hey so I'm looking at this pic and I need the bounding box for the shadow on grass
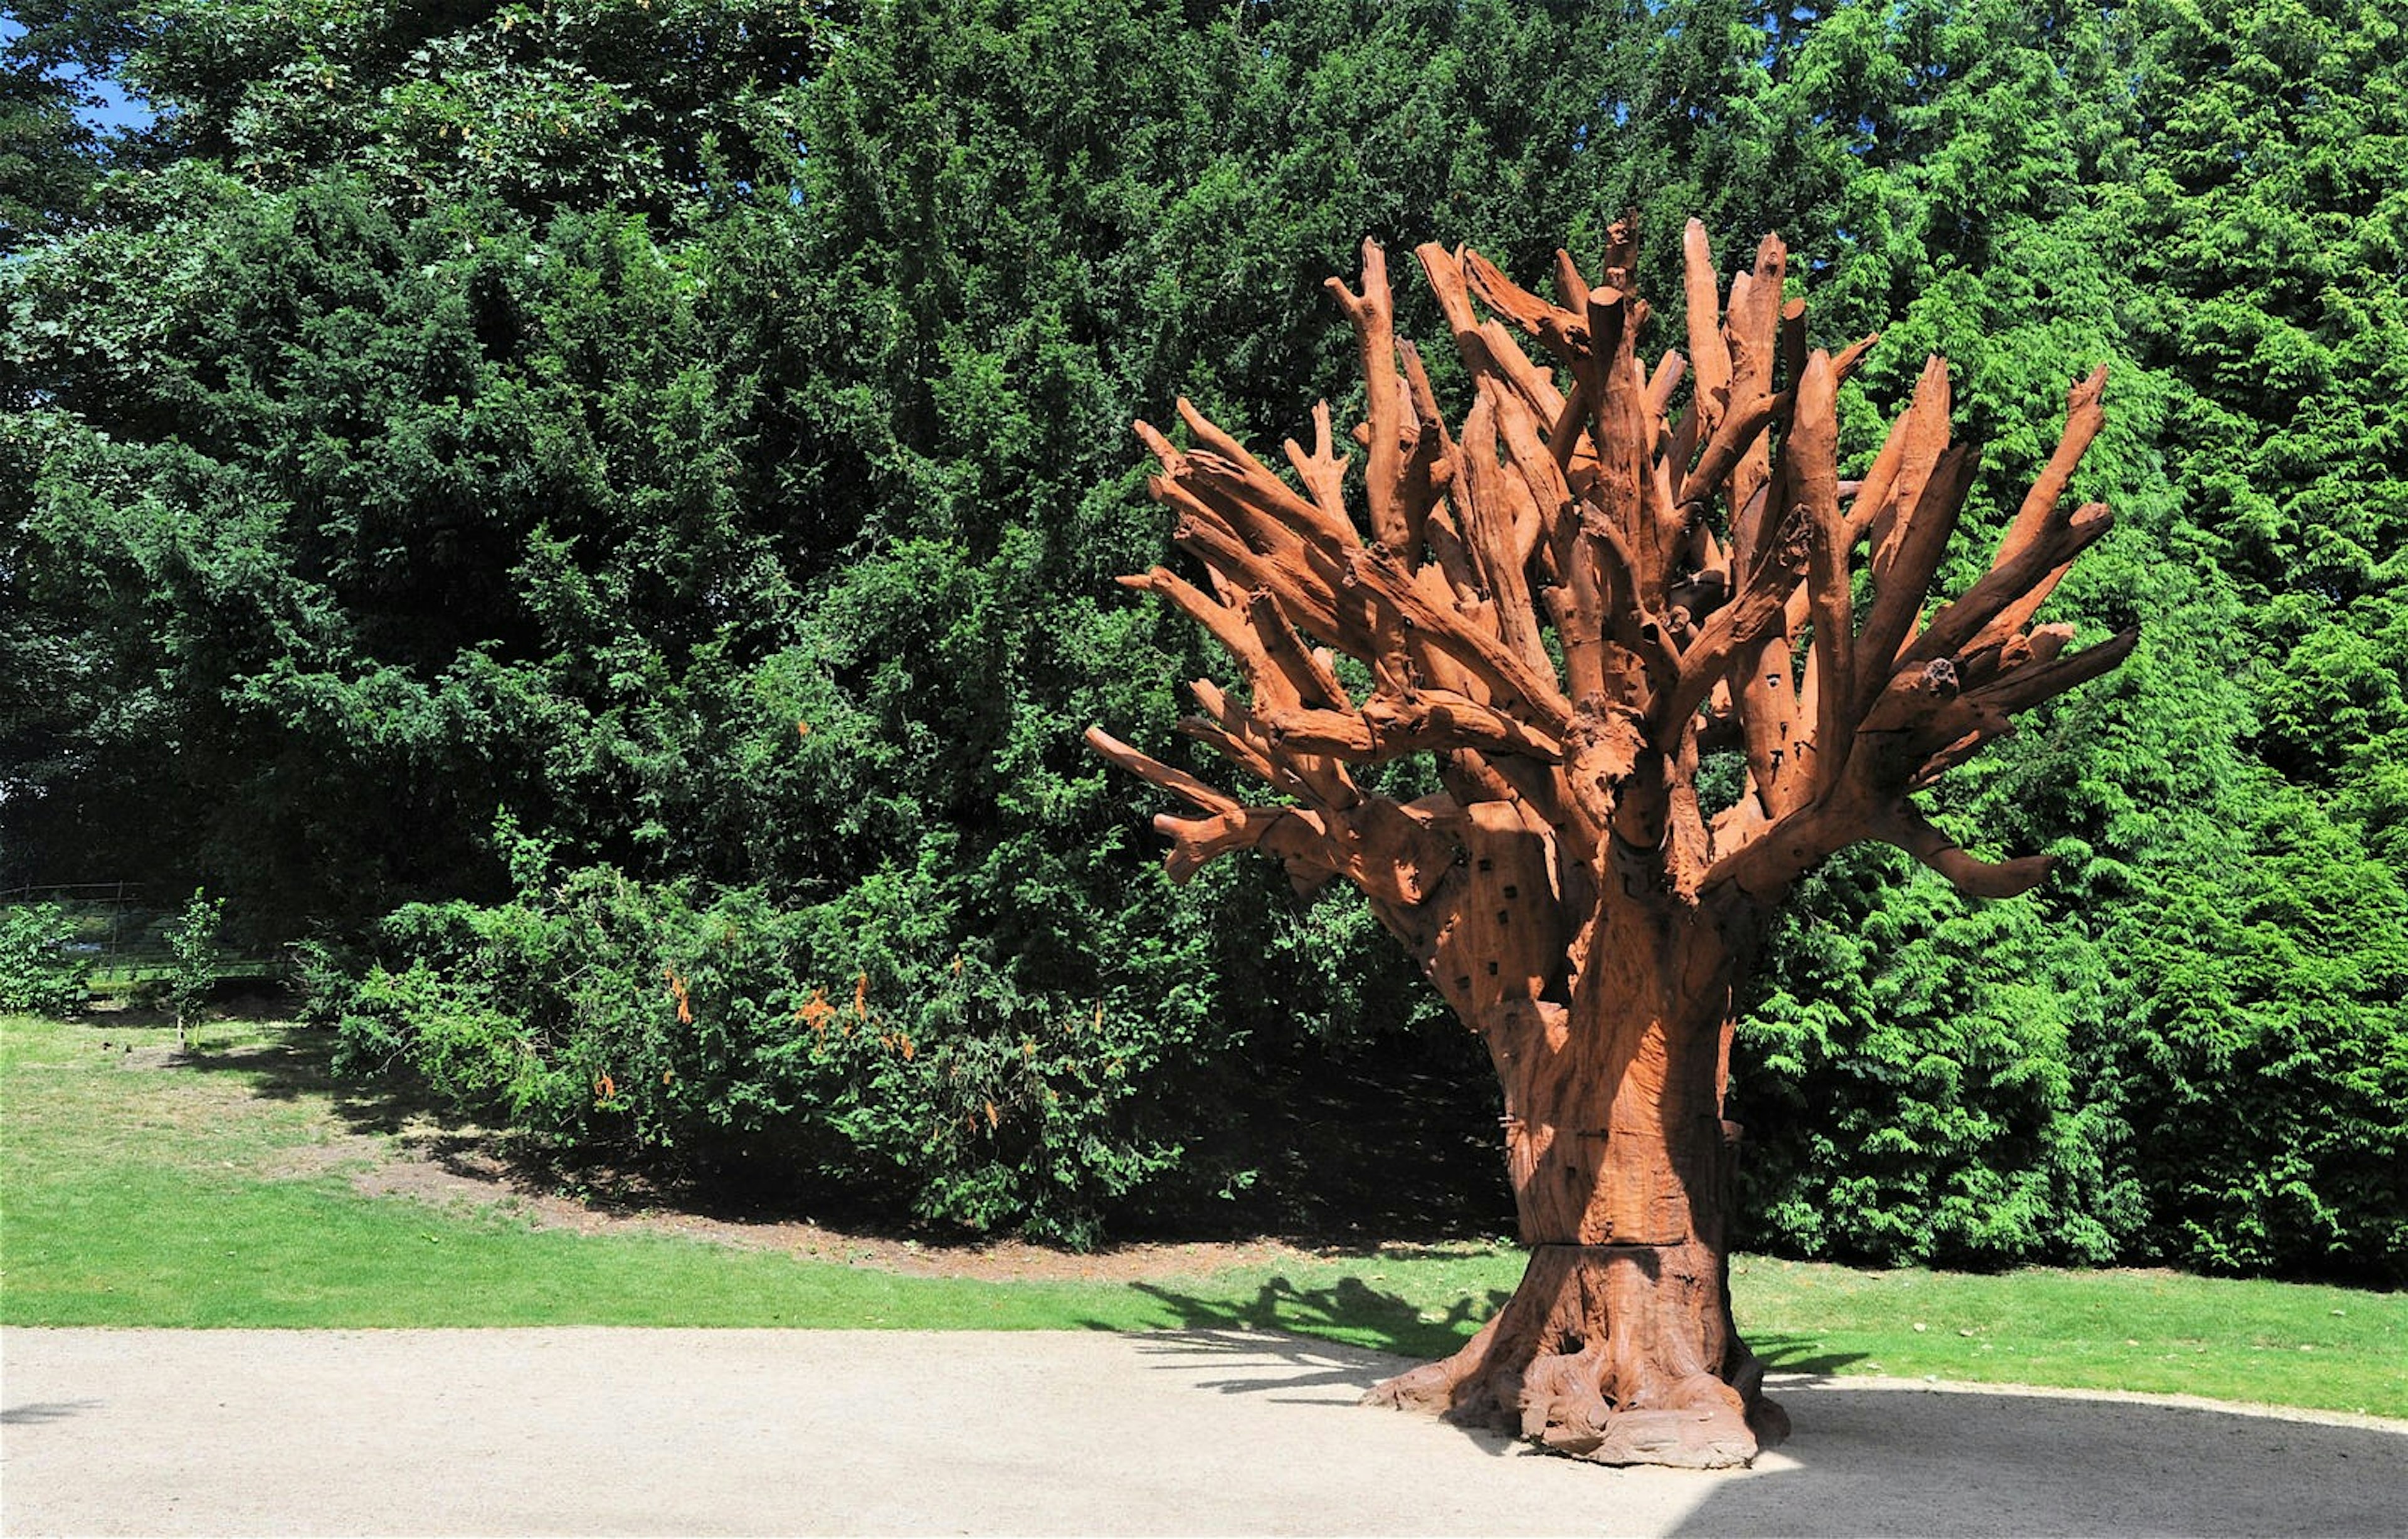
[156,1017,1528,1256]
[1102,1284,1869,1389]
[1746,1332,1871,1379]
[1085,1274,1512,1364]
[164,1023,692,1219]
[174,1022,430,1136]
[159,1021,1128,1244]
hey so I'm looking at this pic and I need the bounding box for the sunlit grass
[1733,1256,2406,1417]
[4,1012,2399,1417]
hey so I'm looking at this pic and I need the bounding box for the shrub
[1731,853,2141,1270]
[0,902,92,1015]
[163,888,225,1048]
[308,866,1235,1245]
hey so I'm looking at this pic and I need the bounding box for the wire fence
[1,883,287,988]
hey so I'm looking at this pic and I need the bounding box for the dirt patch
[354,1130,1396,1280]
[335,1132,1348,1281]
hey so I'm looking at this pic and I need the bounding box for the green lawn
[4,1013,2400,1417]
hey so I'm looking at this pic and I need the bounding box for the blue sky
[1,14,156,134]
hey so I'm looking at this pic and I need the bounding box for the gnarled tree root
[1365,1242,1788,1469]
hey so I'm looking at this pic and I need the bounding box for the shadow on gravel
[1674,1383,2408,1538]
[1106,1322,2407,1538]
[1113,1327,1540,1462]
[0,1402,99,1426]
[1123,1328,1398,1402]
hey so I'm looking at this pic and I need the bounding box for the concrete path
[4,1328,2403,1536]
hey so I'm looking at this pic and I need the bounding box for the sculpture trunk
[1370,898,1785,1468]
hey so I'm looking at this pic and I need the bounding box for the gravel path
[5,1327,2403,1536]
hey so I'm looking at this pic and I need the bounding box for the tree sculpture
[1086,216,2133,1468]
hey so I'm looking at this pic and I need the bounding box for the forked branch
[1092,218,2134,931]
